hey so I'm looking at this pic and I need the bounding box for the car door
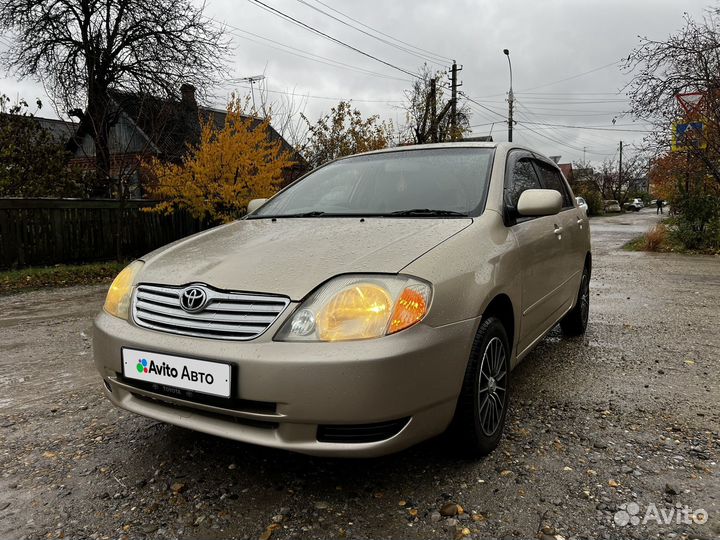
[533,159,585,308]
[504,152,566,355]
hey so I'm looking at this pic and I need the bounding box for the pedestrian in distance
[656,199,664,215]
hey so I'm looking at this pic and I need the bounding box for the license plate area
[121,348,231,398]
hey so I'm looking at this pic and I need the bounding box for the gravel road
[1,210,718,540]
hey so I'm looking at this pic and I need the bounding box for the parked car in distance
[575,196,589,214]
[94,142,591,458]
[625,198,644,212]
[604,199,622,213]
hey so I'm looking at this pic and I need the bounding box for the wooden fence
[0,199,208,269]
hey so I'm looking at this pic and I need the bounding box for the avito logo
[135,357,214,385]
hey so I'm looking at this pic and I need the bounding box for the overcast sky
[0,0,714,165]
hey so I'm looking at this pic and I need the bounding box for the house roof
[106,89,305,168]
[0,113,76,146]
[35,117,77,144]
[107,89,200,160]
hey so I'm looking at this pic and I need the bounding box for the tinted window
[506,158,541,208]
[535,162,573,208]
[252,148,494,217]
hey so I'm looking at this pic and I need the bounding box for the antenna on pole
[235,75,266,112]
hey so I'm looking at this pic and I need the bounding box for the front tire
[450,317,510,456]
[560,265,590,336]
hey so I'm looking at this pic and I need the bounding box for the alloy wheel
[477,336,507,436]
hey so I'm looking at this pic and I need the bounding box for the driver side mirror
[516,189,562,217]
[246,198,268,214]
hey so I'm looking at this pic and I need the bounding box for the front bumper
[93,311,478,457]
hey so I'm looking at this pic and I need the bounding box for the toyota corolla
[93,142,591,457]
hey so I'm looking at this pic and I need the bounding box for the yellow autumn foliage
[147,96,294,222]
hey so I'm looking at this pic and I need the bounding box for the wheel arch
[481,293,515,353]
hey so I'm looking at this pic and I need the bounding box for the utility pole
[503,49,513,142]
[430,77,437,143]
[618,140,623,192]
[507,89,514,143]
[449,61,462,141]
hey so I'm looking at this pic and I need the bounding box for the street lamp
[503,49,514,142]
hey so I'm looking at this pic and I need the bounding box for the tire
[560,265,590,336]
[449,316,510,457]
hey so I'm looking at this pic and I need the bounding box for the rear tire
[560,266,590,336]
[449,317,510,457]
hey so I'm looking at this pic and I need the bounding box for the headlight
[276,275,431,342]
[103,260,144,319]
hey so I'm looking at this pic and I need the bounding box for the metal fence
[0,199,208,269]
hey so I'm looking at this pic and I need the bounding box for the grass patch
[623,223,676,253]
[622,222,717,254]
[0,261,126,295]
[623,236,648,251]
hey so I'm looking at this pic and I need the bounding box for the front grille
[317,417,411,443]
[132,283,290,341]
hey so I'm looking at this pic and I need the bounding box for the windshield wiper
[268,211,327,218]
[388,209,468,217]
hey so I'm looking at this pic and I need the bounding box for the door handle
[554,225,563,236]
[576,217,583,225]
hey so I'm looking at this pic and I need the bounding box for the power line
[294,0,447,67]
[512,104,606,154]
[458,91,506,120]
[514,100,623,147]
[515,121,653,133]
[516,91,624,96]
[518,60,623,92]
[223,81,404,104]
[246,0,420,79]
[218,22,411,82]
[306,0,453,64]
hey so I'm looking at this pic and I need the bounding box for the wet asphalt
[0,209,718,540]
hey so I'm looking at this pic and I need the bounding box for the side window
[506,158,542,208]
[535,162,573,208]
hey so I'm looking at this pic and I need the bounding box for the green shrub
[574,185,604,216]
[668,192,720,252]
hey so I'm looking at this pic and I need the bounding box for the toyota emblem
[180,286,208,313]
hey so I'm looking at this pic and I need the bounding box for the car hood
[138,217,472,300]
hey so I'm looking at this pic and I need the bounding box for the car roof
[344,141,557,164]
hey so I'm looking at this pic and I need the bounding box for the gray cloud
[0,0,712,164]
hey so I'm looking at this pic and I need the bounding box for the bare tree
[0,0,229,195]
[593,154,648,208]
[266,88,310,151]
[624,8,720,181]
[402,64,470,144]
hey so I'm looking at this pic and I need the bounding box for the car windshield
[250,147,494,218]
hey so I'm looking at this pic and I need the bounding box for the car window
[505,157,541,208]
[535,161,573,208]
[252,148,494,217]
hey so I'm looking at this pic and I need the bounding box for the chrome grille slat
[138,295,282,314]
[135,310,267,333]
[132,284,290,341]
[135,301,277,324]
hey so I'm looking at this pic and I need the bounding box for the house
[34,84,307,197]
[558,163,575,184]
